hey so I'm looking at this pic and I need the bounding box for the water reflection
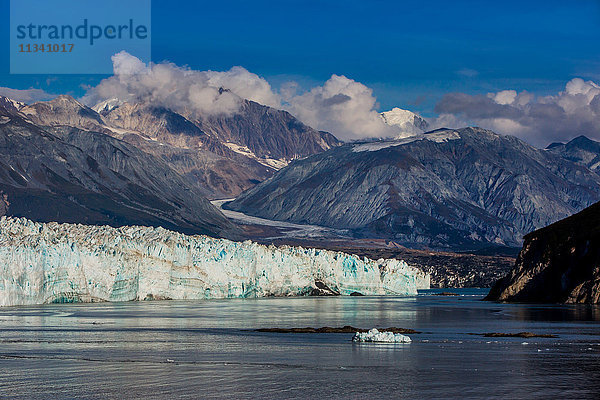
[0,292,599,399]
[511,304,600,322]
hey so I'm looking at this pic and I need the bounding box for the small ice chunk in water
[352,328,411,343]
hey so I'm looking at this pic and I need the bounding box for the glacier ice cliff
[0,217,429,306]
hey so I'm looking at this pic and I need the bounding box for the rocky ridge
[227,128,600,250]
[486,201,600,303]
[22,95,341,198]
[0,96,234,237]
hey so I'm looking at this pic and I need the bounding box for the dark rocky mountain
[196,99,340,161]
[98,101,275,198]
[486,201,600,303]
[115,132,272,198]
[22,96,340,198]
[226,128,600,250]
[103,100,340,197]
[0,97,235,237]
[546,135,600,173]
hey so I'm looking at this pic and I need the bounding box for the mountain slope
[546,135,600,172]
[23,96,341,198]
[99,101,275,197]
[21,95,109,132]
[0,97,25,113]
[102,99,340,170]
[226,128,600,250]
[486,201,600,303]
[0,97,234,237]
[196,99,340,162]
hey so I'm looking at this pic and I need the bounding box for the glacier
[0,217,429,306]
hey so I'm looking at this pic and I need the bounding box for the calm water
[0,289,599,399]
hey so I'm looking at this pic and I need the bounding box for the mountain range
[226,128,600,250]
[0,97,235,237]
[20,95,340,199]
[546,135,600,173]
[3,92,600,252]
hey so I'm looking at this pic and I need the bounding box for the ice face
[352,328,412,343]
[0,217,429,306]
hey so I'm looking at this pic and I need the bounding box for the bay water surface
[0,289,599,399]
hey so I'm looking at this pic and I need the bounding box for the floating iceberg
[0,217,429,306]
[352,328,412,343]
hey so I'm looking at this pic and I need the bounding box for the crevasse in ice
[0,217,429,306]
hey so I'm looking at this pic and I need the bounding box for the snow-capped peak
[381,107,419,126]
[0,96,26,112]
[380,107,429,139]
[92,98,124,114]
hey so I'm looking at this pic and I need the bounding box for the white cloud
[0,87,55,104]
[205,66,280,108]
[283,74,395,141]
[428,113,468,131]
[433,78,600,147]
[83,54,400,141]
[82,51,278,117]
[483,118,529,136]
[491,90,517,105]
[10,52,599,148]
[112,51,147,75]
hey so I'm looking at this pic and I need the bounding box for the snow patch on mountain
[0,96,26,113]
[380,107,429,138]
[223,142,289,169]
[352,137,422,152]
[92,98,124,114]
[424,129,462,142]
[351,129,460,153]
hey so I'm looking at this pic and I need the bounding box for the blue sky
[1,0,599,118]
